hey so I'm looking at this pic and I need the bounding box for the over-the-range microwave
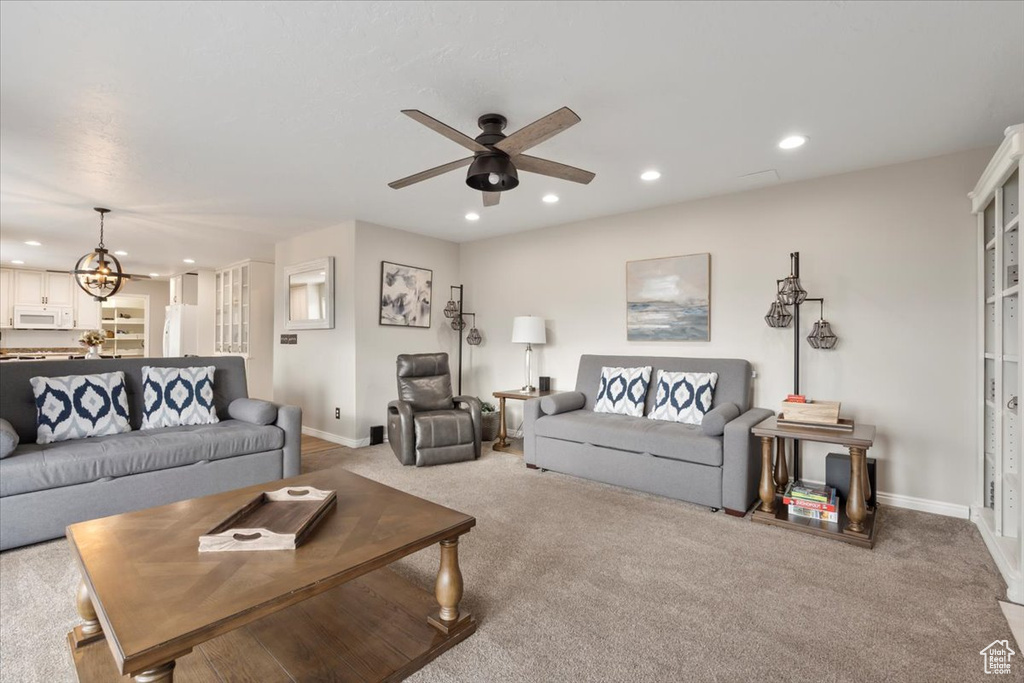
[12,305,74,330]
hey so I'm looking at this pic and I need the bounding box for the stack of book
[783,482,839,523]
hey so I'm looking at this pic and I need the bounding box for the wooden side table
[750,416,878,548]
[492,388,555,455]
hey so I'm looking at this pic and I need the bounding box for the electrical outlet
[335,408,340,419]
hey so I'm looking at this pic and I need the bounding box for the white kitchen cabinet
[74,285,103,330]
[12,269,74,306]
[0,268,13,327]
[971,124,1024,604]
[215,260,273,399]
[170,273,198,305]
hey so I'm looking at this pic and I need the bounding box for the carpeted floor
[0,443,1017,682]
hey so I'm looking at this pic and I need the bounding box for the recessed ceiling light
[24,240,41,246]
[183,258,196,264]
[465,212,480,221]
[542,194,559,204]
[640,170,661,181]
[11,260,24,265]
[778,135,807,150]
[149,272,160,278]
[113,250,128,256]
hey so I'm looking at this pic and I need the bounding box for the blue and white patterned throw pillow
[648,370,719,425]
[594,366,652,417]
[30,372,131,444]
[141,366,219,429]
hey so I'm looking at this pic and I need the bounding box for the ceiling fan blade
[514,154,596,185]
[388,157,474,189]
[401,110,488,153]
[483,191,501,207]
[494,107,581,157]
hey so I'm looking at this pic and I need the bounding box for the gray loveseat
[0,356,301,550]
[523,355,772,515]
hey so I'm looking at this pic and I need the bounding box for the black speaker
[825,452,877,508]
[538,376,551,391]
[370,425,384,446]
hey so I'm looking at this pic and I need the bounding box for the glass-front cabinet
[972,124,1023,604]
[215,262,251,355]
[213,260,274,400]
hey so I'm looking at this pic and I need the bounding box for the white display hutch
[971,124,1023,603]
[214,260,274,399]
[100,295,149,358]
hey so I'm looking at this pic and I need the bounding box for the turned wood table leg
[429,537,472,634]
[133,661,175,682]
[71,577,104,648]
[774,438,789,494]
[758,436,776,513]
[846,447,867,533]
[496,397,508,449]
[862,450,872,506]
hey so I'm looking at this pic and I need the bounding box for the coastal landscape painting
[626,253,710,341]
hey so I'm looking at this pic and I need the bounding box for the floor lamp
[444,285,482,395]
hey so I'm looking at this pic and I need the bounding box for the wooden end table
[492,388,555,455]
[66,467,476,682]
[750,416,878,549]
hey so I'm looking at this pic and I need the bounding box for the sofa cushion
[594,366,651,417]
[648,370,718,425]
[30,372,131,444]
[414,410,474,450]
[534,410,723,467]
[0,420,284,497]
[701,402,740,436]
[0,418,18,459]
[141,366,219,429]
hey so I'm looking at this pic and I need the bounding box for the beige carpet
[0,444,1016,682]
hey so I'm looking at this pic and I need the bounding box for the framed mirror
[284,257,334,330]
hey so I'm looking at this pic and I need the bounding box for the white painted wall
[353,221,460,438]
[459,148,992,513]
[273,222,358,437]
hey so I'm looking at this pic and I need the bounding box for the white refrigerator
[163,304,199,357]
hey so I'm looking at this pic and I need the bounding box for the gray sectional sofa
[523,355,772,514]
[0,356,301,550]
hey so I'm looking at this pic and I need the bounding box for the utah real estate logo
[979,640,1015,674]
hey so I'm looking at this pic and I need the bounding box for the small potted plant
[480,401,499,442]
[79,329,106,359]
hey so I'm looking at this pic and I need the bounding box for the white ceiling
[1,1,1022,276]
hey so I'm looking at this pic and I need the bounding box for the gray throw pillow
[540,392,586,416]
[0,418,20,459]
[702,402,741,437]
[228,398,278,425]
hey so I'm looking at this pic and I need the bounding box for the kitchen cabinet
[170,273,199,305]
[13,269,74,306]
[0,268,12,328]
[74,285,102,330]
[215,260,273,399]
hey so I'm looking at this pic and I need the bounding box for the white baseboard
[801,478,969,519]
[301,426,379,449]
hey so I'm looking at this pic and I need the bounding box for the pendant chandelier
[72,208,148,301]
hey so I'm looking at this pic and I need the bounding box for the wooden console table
[751,416,878,548]
[492,388,554,455]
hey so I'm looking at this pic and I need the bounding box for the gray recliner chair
[387,353,483,466]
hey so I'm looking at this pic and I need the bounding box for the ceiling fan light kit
[389,107,595,207]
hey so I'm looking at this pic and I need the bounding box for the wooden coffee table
[66,467,476,682]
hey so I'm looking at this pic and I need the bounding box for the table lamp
[511,316,546,391]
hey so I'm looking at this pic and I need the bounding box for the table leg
[862,450,872,506]
[133,662,175,682]
[428,537,472,635]
[846,447,867,533]
[496,397,508,450]
[758,436,776,513]
[774,438,789,494]
[72,577,104,649]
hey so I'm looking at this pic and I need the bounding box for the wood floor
[301,434,345,455]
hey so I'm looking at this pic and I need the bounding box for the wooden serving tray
[199,486,337,552]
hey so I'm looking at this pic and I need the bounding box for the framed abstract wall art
[626,253,710,341]
[380,261,432,328]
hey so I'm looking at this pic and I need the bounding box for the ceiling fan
[388,107,596,207]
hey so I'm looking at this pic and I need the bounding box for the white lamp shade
[511,316,546,344]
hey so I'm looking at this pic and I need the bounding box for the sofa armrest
[522,398,543,465]
[387,400,416,466]
[722,408,774,513]
[275,404,303,478]
[454,395,483,459]
[540,391,586,416]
